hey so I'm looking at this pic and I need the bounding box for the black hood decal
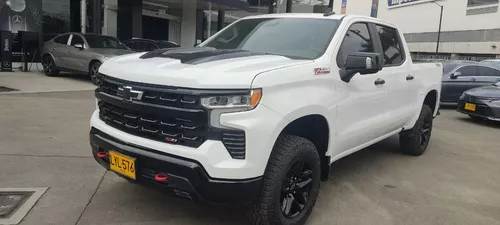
[139,47,268,65]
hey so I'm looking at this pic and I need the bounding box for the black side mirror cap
[340,52,383,82]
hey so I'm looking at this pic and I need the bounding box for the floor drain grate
[0,193,32,218]
[0,188,48,225]
[0,86,19,92]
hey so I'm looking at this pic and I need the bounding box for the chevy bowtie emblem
[12,15,23,24]
[117,86,143,102]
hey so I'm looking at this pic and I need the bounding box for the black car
[441,61,500,105]
[123,38,180,52]
[457,82,500,121]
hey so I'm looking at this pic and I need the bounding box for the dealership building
[0,0,333,48]
[334,0,500,60]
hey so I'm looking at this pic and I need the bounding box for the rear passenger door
[372,23,414,130]
[474,66,500,88]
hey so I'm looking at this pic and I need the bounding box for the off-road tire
[246,134,321,225]
[400,105,433,156]
[42,55,60,77]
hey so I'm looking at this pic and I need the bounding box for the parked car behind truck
[89,13,442,225]
[41,33,134,84]
[441,61,500,105]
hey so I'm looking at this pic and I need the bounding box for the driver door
[335,22,391,153]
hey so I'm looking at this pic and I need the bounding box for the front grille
[100,76,200,109]
[96,75,247,159]
[99,101,206,148]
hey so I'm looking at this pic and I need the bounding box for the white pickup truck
[89,13,442,225]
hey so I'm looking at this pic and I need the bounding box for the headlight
[201,89,262,110]
[460,92,466,100]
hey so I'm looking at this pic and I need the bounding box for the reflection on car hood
[465,85,500,98]
[91,48,134,57]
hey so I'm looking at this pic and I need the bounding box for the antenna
[323,7,335,16]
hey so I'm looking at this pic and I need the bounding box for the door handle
[470,78,476,81]
[374,78,385,85]
[52,47,56,50]
[406,75,414,81]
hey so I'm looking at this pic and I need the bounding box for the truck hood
[98,48,312,89]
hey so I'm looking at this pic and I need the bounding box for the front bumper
[90,128,263,204]
[457,100,500,121]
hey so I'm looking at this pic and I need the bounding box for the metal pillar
[92,0,103,34]
[436,4,443,54]
[217,10,225,31]
[286,0,292,12]
[207,2,212,37]
[81,0,87,33]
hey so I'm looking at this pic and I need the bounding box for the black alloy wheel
[89,61,102,85]
[419,116,432,149]
[43,56,59,76]
[281,159,313,219]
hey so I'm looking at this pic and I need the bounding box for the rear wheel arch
[423,89,439,115]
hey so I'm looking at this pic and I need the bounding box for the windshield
[85,35,128,49]
[202,18,341,60]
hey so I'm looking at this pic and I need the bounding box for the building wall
[334,0,500,56]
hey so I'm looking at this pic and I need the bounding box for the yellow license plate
[464,102,476,111]
[109,151,136,180]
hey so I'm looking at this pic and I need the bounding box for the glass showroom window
[290,0,330,13]
[467,0,499,7]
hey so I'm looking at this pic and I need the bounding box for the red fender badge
[314,67,330,75]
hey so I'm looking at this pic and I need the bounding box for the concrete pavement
[0,71,95,94]
[0,88,499,225]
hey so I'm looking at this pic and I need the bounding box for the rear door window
[477,66,500,77]
[374,24,405,66]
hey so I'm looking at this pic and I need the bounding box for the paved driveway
[0,90,499,225]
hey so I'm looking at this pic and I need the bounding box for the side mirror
[450,71,461,79]
[340,52,382,82]
[73,44,84,50]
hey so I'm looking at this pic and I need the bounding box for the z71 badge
[314,67,330,75]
